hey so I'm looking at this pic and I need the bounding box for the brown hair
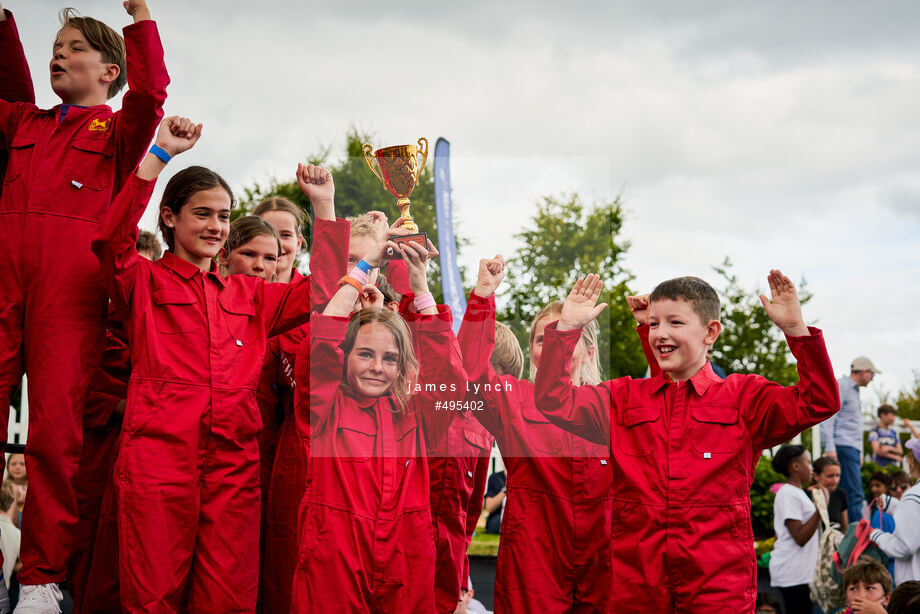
[0,481,14,513]
[57,8,126,99]
[158,166,234,251]
[528,300,602,385]
[136,229,162,261]
[376,274,402,305]
[253,197,307,243]
[492,322,524,379]
[888,581,920,614]
[890,470,911,490]
[813,456,840,476]
[878,404,897,417]
[649,276,721,324]
[843,560,893,596]
[218,216,281,276]
[340,308,418,414]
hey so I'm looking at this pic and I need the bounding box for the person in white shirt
[872,438,920,584]
[769,445,825,614]
[0,481,21,590]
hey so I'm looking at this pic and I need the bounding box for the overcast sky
[10,1,920,404]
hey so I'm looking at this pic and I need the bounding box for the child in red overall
[0,2,167,602]
[428,369,494,614]
[251,178,348,614]
[534,272,841,613]
[291,226,464,613]
[91,116,339,613]
[457,256,613,613]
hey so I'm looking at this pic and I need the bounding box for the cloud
[10,0,920,394]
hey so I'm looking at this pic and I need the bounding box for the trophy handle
[415,137,429,182]
[362,144,384,183]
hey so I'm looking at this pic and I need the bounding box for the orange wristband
[338,275,364,294]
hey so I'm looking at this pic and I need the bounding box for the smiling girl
[218,216,281,281]
[91,116,330,612]
[291,221,464,612]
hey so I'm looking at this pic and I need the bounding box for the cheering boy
[534,271,840,612]
[0,1,167,607]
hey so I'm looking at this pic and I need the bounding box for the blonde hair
[219,216,281,276]
[57,8,126,99]
[528,301,602,385]
[347,214,378,239]
[492,322,524,379]
[340,309,418,414]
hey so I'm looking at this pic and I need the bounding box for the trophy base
[387,232,430,260]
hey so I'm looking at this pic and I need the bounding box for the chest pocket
[66,135,115,191]
[616,405,660,456]
[5,132,37,185]
[462,427,492,457]
[218,293,257,346]
[394,415,419,458]
[691,404,743,454]
[521,403,563,456]
[152,287,200,334]
[336,408,377,462]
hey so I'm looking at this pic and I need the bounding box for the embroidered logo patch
[89,118,110,132]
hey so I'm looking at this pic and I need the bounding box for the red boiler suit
[428,401,493,613]
[259,253,348,613]
[69,313,130,613]
[0,15,167,584]
[291,308,464,613]
[91,174,333,613]
[458,293,613,613]
[534,321,841,613]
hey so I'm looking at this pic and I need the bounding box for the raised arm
[113,0,169,190]
[532,275,611,445]
[456,256,521,437]
[627,293,660,376]
[0,7,35,105]
[747,270,840,447]
[299,163,349,308]
[92,116,201,311]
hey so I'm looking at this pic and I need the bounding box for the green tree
[894,371,920,421]
[235,128,452,299]
[499,194,646,381]
[710,258,813,386]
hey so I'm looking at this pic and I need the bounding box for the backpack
[825,510,891,603]
[809,488,846,611]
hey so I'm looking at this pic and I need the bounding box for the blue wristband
[149,144,171,164]
[355,259,372,274]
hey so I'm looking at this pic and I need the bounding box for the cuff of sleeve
[310,312,349,341]
[418,304,453,332]
[128,172,157,196]
[123,18,157,35]
[870,528,882,543]
[315,216,351,234]
[636,323,650,337]
[785,326,824,345]
[544,320,583,343]
[464,291,495,320]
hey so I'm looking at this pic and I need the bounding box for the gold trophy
[362,138,429,254]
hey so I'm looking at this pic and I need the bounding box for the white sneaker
[12,584,62,614]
